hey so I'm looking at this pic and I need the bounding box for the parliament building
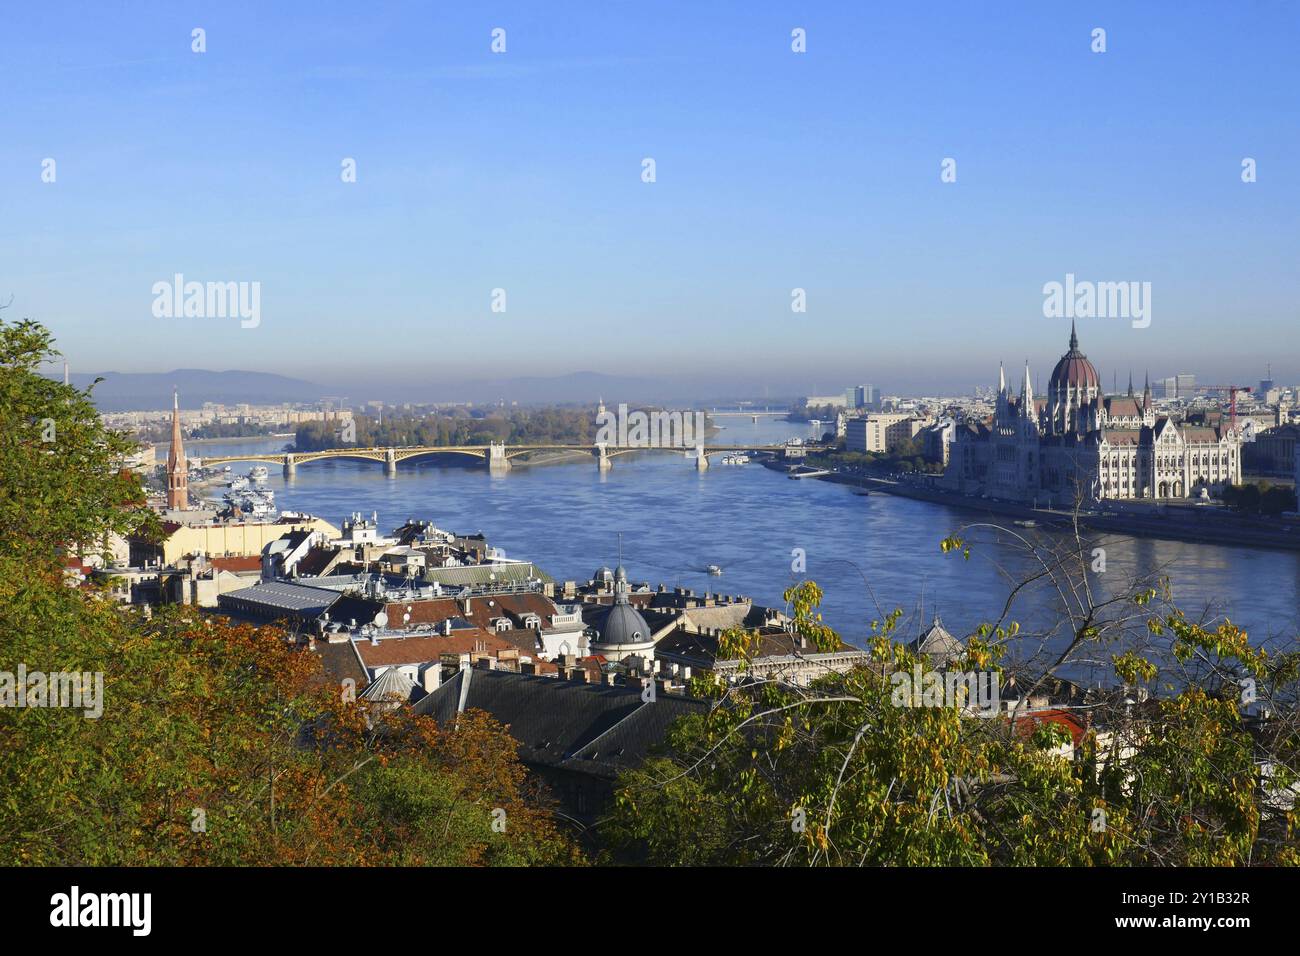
[943,325,1242,504]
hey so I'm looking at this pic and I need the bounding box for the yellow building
[130,516,340,567]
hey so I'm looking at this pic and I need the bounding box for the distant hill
[63,370,326,411]
[60,367,713,411]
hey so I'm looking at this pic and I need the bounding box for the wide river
[181,420,1300,664]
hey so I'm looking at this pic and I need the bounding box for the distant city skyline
[5,1,1298,390]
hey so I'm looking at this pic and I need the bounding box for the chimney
[422,664,442,693]
[569,667,588,683]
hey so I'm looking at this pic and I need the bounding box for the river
[176,419,1300,664]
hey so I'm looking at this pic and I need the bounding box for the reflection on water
[185,419,1300,652]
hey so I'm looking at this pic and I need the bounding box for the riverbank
[819,472,1300,552]
[153,433,294,451]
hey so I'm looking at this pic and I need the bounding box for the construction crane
[1198,385,1253,432]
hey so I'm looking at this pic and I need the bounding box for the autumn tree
[0,317,581,866]
[605,521,1300,866]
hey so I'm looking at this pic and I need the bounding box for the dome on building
[359,665,418,709]
[1048,322,1100,393]
[599,602,651,646]
[591,566,653,650]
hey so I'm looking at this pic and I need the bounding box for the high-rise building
[845,384,878,410]
[1176,373,1197,397]
[166,389,189,510]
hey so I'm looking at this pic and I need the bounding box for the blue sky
[2,1,1298,397]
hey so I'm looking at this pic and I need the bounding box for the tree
[604,520,1300,866]
[0,315,155,563]
[0,318,581,866]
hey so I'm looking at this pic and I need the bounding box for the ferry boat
[706,564,723,576]
[1013,519,1038,528]
[222,485,277,519]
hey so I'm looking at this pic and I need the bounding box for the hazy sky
[3,1,1298,396]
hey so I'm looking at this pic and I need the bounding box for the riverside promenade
[821,473,1300,552]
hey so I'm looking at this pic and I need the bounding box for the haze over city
[5,0,1298,396]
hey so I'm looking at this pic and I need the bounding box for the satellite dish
[374,611,388,628]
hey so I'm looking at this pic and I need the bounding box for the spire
[1069,319,1079,352]
[1019,360,1033,416]
[613,533,629,604]
[998,362,1006,395]
[166,388,188,510]
[1127,371,1134,397]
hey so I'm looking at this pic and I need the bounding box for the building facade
[846,412,919,453]
[943,326,1241,504]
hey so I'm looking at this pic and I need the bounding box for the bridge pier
[384,449,398,477]
[282,453,296,478]
[594,443,612,471]
[488,442,511,475]
[695,445,709,471]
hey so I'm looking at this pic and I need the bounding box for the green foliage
[0,317,156,563]
[604,573,1300,866]
[293,405,626,451]
[1221,481,1297,515]
[0,319,581,866]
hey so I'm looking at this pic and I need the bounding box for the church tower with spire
[166,389,189,510]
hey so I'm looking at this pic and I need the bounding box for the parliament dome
[1049,323,1100,392]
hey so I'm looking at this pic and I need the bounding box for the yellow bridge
[198,441,819,475]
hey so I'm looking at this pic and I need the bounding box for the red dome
[1050,325,1100,392]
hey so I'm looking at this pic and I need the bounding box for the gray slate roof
[219,580,340,615]
[910,615,965,666]
[413,669,711,779]
[359,665,418,704]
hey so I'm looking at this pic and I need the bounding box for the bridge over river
[199,441,820,476]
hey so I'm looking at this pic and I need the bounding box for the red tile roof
[1015,709,1087,745]
[355,630,518,668]
[209,555,263,573]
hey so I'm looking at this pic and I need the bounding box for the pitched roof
[413,669,711,779]
[359,665,419,704]
[1104,397,1142,418]
[219,580,340,616]
[910,616,964,665]
[354,630,515,668]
